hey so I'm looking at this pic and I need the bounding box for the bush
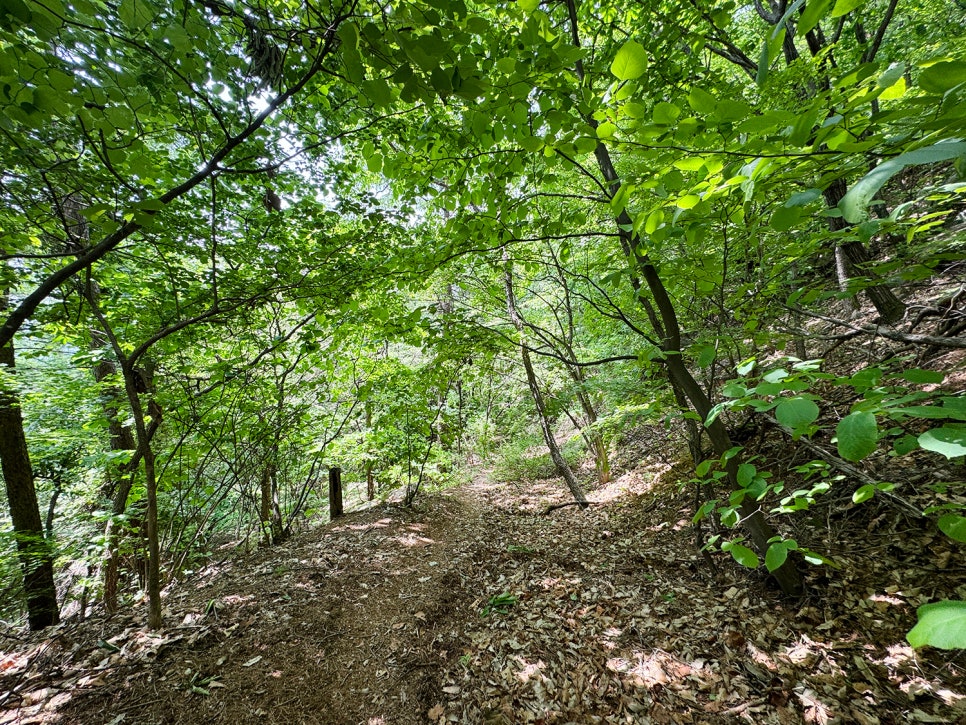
[491,435,582,482]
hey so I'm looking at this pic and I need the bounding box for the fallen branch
[762,414,923,517]
[790,307,966,349]
[543,501,599,514]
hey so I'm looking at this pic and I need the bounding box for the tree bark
[0,295,59,629]
[503,249,588,508]
[822,179,905,322]
[560,0,802,592]
[90,334,138,614]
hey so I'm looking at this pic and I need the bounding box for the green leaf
[652,102,680,125]
[907,601,966,649]
[361,79,392,108]
[727,543,760,569]
[519,136,543,152]
[798,0,832,35]
[687,87,717,114]
[836,411,878,461]
[775,397,820,431]
[918,427,966,459]
[623,101,647,119]
[877,62,905,89]
[518,0,540,11]
[938,514,966,543]
[770,205,803,231]
[676,194,700,209]
[919,61,966,94]
[610,40,648,81]
[596,121,617,139]
[785,188,822,207]
[894,434,919,456]
[755,39,770,88]
[737,463,756,487]
[852,484,875,504]
[765,541,789,572]
[901,369,945,384]
[830,0,863,17]
[840,141,966,223]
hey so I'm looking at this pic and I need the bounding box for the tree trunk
[503,250,588,508]
[0,296,59,629]
[574,384,610,484]
[91,345,138,613]
[365,403,375,500]
[260,465,273,544]
[557,8,803,588]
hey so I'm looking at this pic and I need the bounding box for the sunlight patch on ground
[333,518,394,533]
[391,533,436,547]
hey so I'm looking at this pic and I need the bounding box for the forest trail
[2,460,965,725]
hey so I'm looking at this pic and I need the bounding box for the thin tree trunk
[503,249,588,508]
[0,296,60,629]
[119,366,162,628]
[86,298,164,628]
[562,0,802,594]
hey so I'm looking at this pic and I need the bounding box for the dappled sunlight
[333,517,395,533]
[221,593,255,607]
[391,533,436,548]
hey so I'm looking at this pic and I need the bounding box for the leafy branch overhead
[0,0,964,716]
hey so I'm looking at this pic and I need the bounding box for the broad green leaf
[623,101,647,119]
[652,102,680,125]
[907,601,966,649]
[770,205,803,231]
[755,39,770,88]
[728,543,760,569]
[918,427,966,459]
[798,0,832,35]
[880,76,906,100]
[610,41,648,81]
[852,484,875,504]
[894,434,919,456]
[676,194,700,209]
[901,369,944,384]
[688,87,716,114]
[596,121,618,139]
[836,411,878,461]
[762,368,789,383]
[775,397,820,431]
[892,406,966,420]
[737,463,756,487]
[644,209,663,234]
[361,79,392,108]
[919,61,966,94]
[840,142,966,223]
[830,0,863,17]
[519,0,540,11]
[519,136,543,152]
[877,62,905,89]
[938,514,966,543]
[721,382,747,398]
[765,541,789,572]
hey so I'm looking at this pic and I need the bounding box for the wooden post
[328,467,343,520]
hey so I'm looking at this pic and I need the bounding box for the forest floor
[1,446,965,725]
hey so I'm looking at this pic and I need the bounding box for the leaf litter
[0,448,964,724]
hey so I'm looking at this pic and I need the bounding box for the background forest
[1,0,965,650]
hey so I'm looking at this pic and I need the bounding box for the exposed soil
[1,457,964,724]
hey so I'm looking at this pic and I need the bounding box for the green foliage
[907,601,966,650]
[491,435,583,483]
[481,592,518,616]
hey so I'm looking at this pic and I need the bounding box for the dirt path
[2,465,964,724]
[4,485,485,725]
